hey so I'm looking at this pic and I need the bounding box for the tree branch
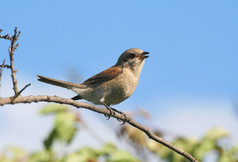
[0,64,11,69]
[11,83,31,101]
[0,29,11,40]
[0,59,6,87]
[0,95,198,162]
[8,27,21,95]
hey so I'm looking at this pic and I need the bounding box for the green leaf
[100,143,117,155]
[64,147,98,162]
[54,112,77,143]
[193,128,230,161]
[109,150,140,162]
[193,139,215,161]
[40,104,69,115]
[219,154,233,162]
[204,127,229,140]
[44,128,57,150]
[28,150,53,162]
[78,147,98,158]
[64,152,96,162]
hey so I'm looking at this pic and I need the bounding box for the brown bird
[37,48,149,120]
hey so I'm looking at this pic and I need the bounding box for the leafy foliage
[0,104,238,162]
[40,104,78,149]
[121,125,238,162]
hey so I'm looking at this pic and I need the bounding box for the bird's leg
[100,100,115,120]
[110,107,131,125]
[99,99,131,124]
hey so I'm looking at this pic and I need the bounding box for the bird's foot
[100,101,115,119]
[104,105,115,120]
[100,101,131,124]
[111,107,131,125]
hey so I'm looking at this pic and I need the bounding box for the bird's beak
[139,51,150,59]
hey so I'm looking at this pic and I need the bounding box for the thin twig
[12,83,31,100]
[8,27,21,94]
[0,28,11,40]
[0,59,6,87]
[0,64,11,69]
[0,34,10,40]
[0,96,198,162]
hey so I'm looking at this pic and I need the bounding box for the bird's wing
[83,66,123,85]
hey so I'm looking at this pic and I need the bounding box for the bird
[37,48,149,121]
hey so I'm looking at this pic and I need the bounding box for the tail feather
[37,75,85,89]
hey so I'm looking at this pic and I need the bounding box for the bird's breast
[102,68,139,105]
[73,68,142,106]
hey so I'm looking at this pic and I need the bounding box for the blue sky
[1,1,237,98]
[1,0,238,150]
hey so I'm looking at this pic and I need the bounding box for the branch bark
[8,27,21,94]
[0,59,6,86]
[0,64,11,69]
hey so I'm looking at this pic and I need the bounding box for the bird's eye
[122,53,136,63]
[128,53,135,59]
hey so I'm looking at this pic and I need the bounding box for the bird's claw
[101,102,131,124]
[104,106,115,120]
[111,107,131,124]
[117,112,131,125]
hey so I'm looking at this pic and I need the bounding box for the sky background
[0,0,238,154]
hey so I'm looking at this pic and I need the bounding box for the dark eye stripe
[128,53,135,59]
[122,53,136,63]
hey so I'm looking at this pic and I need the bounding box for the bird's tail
[37,75,85,89]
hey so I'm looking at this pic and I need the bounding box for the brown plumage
[37,48,149,119]
[83,66,123,85]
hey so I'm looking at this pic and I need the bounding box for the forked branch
[8,27,21,94]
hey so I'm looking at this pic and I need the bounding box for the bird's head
[115,48,149,71]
